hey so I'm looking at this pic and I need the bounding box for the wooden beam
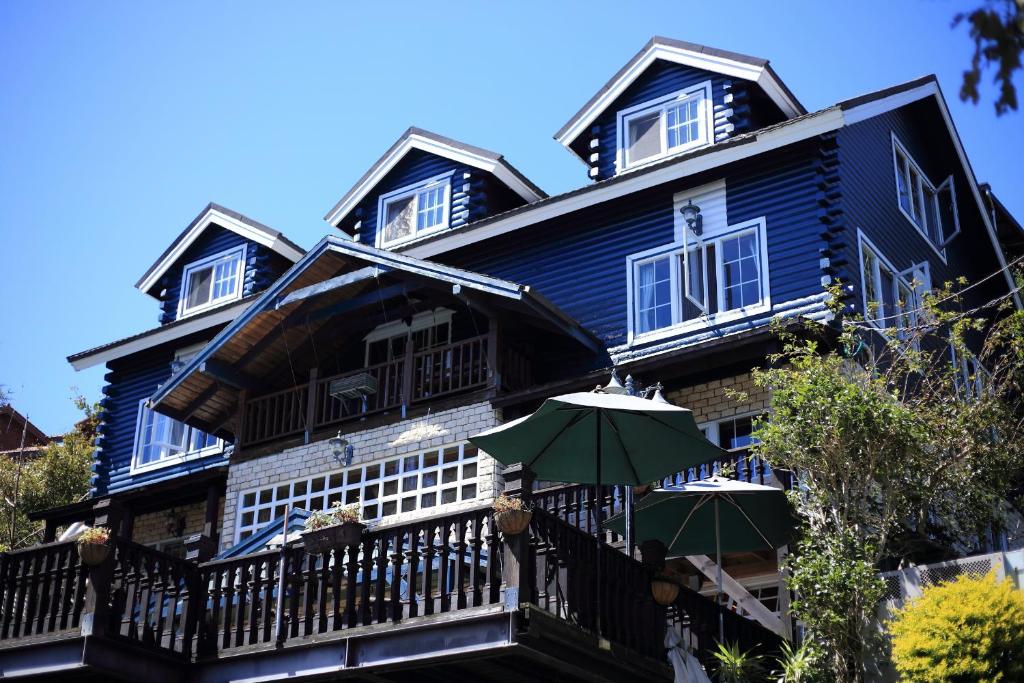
[275,265,389,308]
[685,554,789,639]
[199,359,260,391]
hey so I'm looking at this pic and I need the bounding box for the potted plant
[77,527,111,566]
[493,495,532,535]
[650,575,680,606]
[302,502,365,554]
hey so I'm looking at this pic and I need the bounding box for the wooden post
[80,498,123,638]
[235,388,249,457]
[304,368,319,444]
[501,464,535,608]
[42,518,57,543]
[119,507,134,542]
[401,340,415,416]
[487,321,500,391]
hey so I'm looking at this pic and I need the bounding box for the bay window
[377,174,451,247]
[133,400,221,472]
[618,82,712,170]
[629,218,769,339]
[892,135,960,255]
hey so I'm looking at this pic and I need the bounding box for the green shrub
[888,572,1024,682]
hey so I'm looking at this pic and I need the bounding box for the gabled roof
[554,36,805,152]
[148,235,601,434]
[135,202,305,297]
[323,127,547,230]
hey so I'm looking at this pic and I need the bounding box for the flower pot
[494,509,532,535]
[78,542,111,567]
[302,521,365,554]
[651,578,680,606]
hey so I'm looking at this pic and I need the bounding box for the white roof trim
[324,133,545,227]
[69,299,249,371]
[555,42,803,148]
[408,79,1021,310]
[136,207,304,295]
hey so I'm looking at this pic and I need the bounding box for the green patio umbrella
[469,391,724,491]
[604,476,797,642]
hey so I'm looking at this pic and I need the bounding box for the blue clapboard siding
[93,332,231,496]
[343,149,529,247]
[441,140,827,351]
[572,60,761,182]
[837,98,1008,321]
[157,225,291,325]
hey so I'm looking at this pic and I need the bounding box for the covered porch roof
[148,236,602,437]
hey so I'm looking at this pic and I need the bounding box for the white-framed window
[376,173,452,248]
[949,345,989,400]
[858,232,931,339]
[178,245,246,317]
[701,413,762,451]
[132,400,221,473]
[617,81,713,170]
[234,442,480,542]
[363,308,454,366]
[891,134,960,258]
[627,217,770,342]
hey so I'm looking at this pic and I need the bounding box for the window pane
[636,257,673,334]
[384,195,416,243]
[211,257,238,300]
[417,185,446,230]
[896,153,912,215]
[186,266,213,309]
[880,265,896,323]
[720,417,755,450]
[627,111,661,163]
[720,232,761,311]
[666,97,700,149]
[862,249,879,320]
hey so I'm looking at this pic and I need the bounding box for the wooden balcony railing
[242,334,504,448]
[0,539,88,640]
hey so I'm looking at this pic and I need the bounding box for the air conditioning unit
[329,373,379,400]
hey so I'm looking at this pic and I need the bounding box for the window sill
[378,224,449,250]
[177,292,244,320]
[629,301,772,347]
[618,140,712,175]
[129,444,224,476]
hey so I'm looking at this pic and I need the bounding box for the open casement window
[379,177,451,247]
[892,136,960,254]
[619,83,711,169]
[364,309,453,366]
[134,401,220,471]
[179,246,245,316]
[860,237,930,339]
[630,219,768,339]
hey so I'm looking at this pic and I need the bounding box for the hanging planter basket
[302,521,365,554]
[651,577,680,606]
[495,509,533,535]
[78,542,111,567]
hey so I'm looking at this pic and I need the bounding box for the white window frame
[233,442,480,543]
[616,81,713,172]
[891,134,960,261]
[700,411,764,452]
[857,231,931,340]
[177,245,247,318]
[375,172,453,249]
[130,399,223,475]
[949,345,989,401]
[626,217,771,345]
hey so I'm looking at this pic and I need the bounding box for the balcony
[240,332,532,449]
[0,494,782,682]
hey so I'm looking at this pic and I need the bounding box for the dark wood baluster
[154,559,170,648]
[0,554,18,638]
[454,516,467,610]
[301,553,318,637]
[140,553,157,644]
[247,557,262,645]
[421,524,435,616]
[330,547,344,631]
[406,528,419,619]
[21,550,43,637]
[344,543,358,629]
[317,551,330,634]
[486,515,501,605]
[373,537,388,624]
[437,520,451,613]
[287,548,303,639]
[390,530,404,624]
[221,565,235,650]
[35,548,55,635]
[258,558,274,644]
[469,513,483,607]
[358,538,373,626]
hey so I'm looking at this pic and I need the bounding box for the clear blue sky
[1,0,1021,435]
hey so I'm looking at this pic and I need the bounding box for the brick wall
[664,372,770,425]
[222,401,503,550]
[132,497,224,546]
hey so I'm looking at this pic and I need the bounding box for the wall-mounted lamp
[679,199,703,237]
[329,431,355,466]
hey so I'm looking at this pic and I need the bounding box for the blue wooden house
[5,37,1020,682]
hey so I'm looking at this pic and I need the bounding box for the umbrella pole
[595,409,603,636]
[625,486,634,558]
[715,497,724,644]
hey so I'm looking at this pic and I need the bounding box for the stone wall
[664,372,769,425]
[222,401,502,550]
[131,497,224,546]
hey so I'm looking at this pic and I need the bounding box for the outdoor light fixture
[602,370,628,395]
[329,431,354,466]
[679,199,703,236]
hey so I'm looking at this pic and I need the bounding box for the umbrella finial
[602,369,628,395]
[624,374,635,396]
[650,383,669,404]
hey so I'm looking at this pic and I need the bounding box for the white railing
[878,549,1024,610]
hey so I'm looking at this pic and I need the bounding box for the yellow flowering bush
[888,572,1024,682]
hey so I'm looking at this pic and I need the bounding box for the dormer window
[178,245,246,316]
[617,81,712,171]
[377,173,452,248]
